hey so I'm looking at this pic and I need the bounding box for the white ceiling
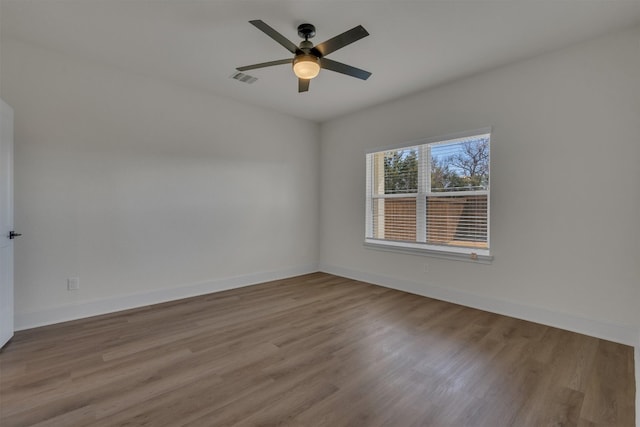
[3,1,640,123]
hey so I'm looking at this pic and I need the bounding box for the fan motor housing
[299,40,314,52]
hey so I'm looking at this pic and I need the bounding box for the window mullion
[365,154,373,238]
[416,145,427,243]
[375,152,385,239]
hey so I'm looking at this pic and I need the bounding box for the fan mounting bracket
[297,23,316,40]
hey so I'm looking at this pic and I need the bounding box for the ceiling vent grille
[230,72,258,84]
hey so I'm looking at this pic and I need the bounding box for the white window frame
[365,128,492,263]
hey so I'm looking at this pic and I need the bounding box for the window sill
[363,240,493,264]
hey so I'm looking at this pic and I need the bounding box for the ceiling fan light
[293,55,321,79]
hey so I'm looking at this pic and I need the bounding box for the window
[365,129,491,261]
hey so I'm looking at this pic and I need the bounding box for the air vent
[230,72,258,84]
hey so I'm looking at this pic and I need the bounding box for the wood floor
[0,273,635,426]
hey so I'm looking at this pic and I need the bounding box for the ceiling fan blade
[298,78,310,93]
[237,58,292,72]
[312,25,369,57]
[320,58,371,80]
[249,20,300,54]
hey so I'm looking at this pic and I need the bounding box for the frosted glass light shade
[293,55,321,79]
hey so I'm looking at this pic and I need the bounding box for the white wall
[1,39,320,328]
[319,26,640,345]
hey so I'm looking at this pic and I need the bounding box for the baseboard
[14,264,319,331]
[15,263,638,351]
[319,263,639,347]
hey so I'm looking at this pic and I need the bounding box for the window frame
[365,128,493,263]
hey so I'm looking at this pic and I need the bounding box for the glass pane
[426,195,487,248]
[373,148,419,195]
[430,137,489,192]
[373,198,416,241]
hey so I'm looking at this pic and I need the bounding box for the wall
[319,26,640,346]
[1,39,320,328]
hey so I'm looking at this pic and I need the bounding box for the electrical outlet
[67,277,80,291]
[423,263,429,273]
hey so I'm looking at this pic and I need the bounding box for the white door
[0,99,15,348]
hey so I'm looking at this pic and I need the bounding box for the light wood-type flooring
[0,273,635,426]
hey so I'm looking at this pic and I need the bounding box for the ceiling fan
[236,20,372,93]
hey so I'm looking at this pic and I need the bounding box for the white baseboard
[15,264,318,331]
[319,263,639,347]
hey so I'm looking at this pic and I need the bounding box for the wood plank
[0,273,634,426]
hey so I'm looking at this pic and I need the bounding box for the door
[0,99,14,348]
